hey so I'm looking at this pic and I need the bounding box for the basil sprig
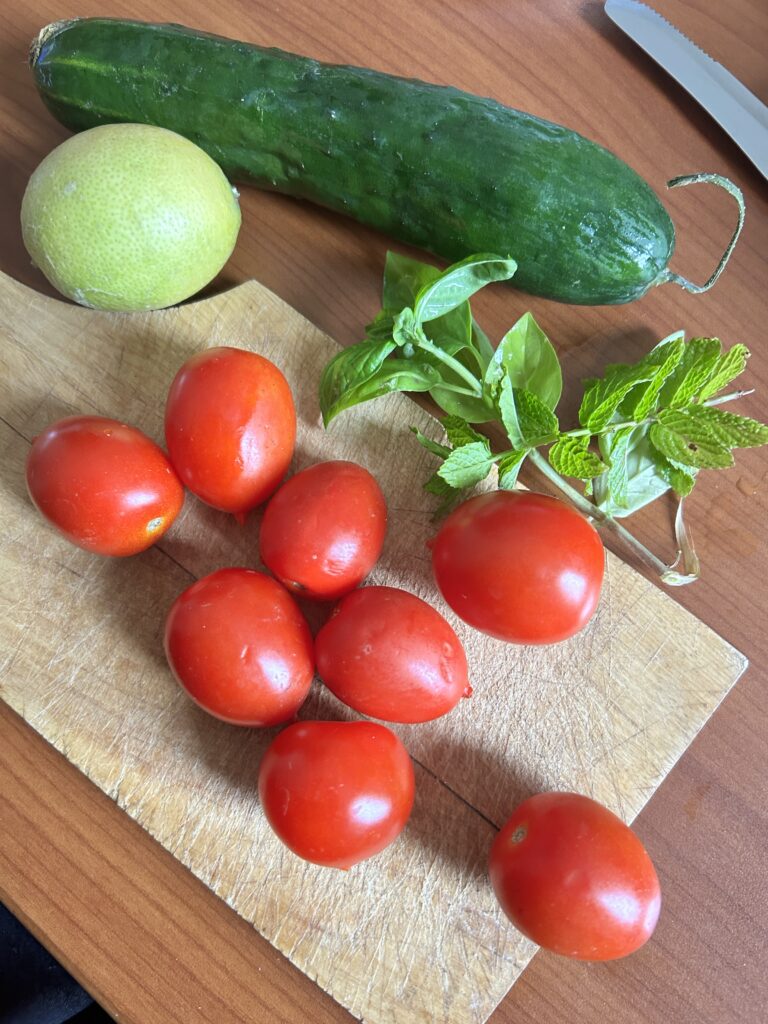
[319,251,768,583]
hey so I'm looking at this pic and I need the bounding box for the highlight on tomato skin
[258,720,416,869]
[259,460,387,601]
[164,567,314,727]
[489,791,661,960]
[164,346,296,518]
[430,490,605,645]
[25,414,184,557]
[315,585,471,723]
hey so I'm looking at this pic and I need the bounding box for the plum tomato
[259,460,387,600]
[489,792,661,960]
[429,490,604,644]
[164,567,314,726]
[258,720,415,868]
[164,346,296,518]
[25,415,184,556]
[315,586,471,722]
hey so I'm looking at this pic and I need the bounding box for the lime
[21,123,241,311]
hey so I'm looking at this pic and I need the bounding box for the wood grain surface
[0,268,747,1023]
[0,1,767,1023]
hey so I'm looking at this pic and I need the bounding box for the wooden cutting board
[0,268,747,1024]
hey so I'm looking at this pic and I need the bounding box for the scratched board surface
[0,270,747,1024]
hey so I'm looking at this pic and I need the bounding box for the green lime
[21,123,241,311]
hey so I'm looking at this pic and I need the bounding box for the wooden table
[1,2,766,1022]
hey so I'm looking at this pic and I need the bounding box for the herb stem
[414,335,484,396]
[528,449,699,585]
[565,420,642,438]
[702,388,754,407]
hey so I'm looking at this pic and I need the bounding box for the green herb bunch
[319,253,768,584]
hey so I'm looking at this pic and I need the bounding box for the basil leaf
[595,425,672,516]
[470,317,495,373]
[381,251,477,357]
[659,405,768,450]
[423,300,473,357]
[410,427,451,459]
[650,415,734,469]
[548,435,607,480]
[320,339,397,424]
[486,312,562,411]
[413,253,517,323]
[393,307,418,346]
[497,376,523,447]
[697,344,749,401]
[657,337,721,408]
[430,377,496,423]
[365,308,398,341]
[437,442,496,488]
[382,251,440,310]
[497,449,528,490]
[323,358,440,425]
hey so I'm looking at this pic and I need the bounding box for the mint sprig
[319,251,767,585]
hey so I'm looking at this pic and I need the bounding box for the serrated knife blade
[604,0,768,179]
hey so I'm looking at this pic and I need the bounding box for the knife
[604,0,768,179]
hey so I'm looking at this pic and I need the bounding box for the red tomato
[430,490,604,644]
[259,460,387,600]
[164,568,314,726]
[164,346,296,518]
[25,415,183,556]
[259,720,415,868]
[489,792,661,960]
[315,586,471,722]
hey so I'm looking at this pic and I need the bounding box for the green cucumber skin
[32,18,675,305]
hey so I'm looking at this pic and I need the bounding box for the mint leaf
[658,337,721,408]
[649,417,734,469]
[410,427,451,459]
[659,405,768,450]
[441,416,488,449]
[485,312,562,411]
[423,471,464,517]
[622,335,686,420]
[513,388,560,446]
[579,363,658,432]
[436,442,496,488]
[413,253,517,323]
[548,435,608,480]
[497,449,527,490]
[653,452,696,497]
[697,344,749,401]
[320,339,397,424]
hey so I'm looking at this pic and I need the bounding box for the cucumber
[29,18,743,306]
